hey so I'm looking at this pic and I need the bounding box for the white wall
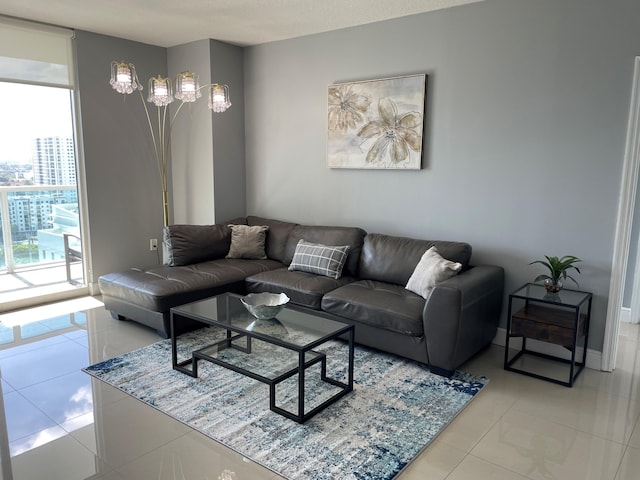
[244,0,640,351]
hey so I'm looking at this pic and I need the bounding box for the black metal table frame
[504,283,592,387]
[170,306,354,423]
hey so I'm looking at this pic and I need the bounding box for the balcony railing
[0,185,80,275]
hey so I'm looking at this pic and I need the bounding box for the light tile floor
[0,297,638,480]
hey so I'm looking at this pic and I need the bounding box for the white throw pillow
[405,246,462,299]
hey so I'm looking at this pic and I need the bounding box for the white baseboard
[620,306,640,324]
[88,281,101,296]
[493,328,602,371]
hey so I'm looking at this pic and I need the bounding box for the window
[0,16,85,293]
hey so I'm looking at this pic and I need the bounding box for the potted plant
[529,255,582,293]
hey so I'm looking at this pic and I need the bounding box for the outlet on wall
[150,238,158,251]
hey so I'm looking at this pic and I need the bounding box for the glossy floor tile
[116,430,277,480]
[0,297,638,480]
[470,409,626,480]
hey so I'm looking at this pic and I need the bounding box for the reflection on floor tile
[0,332,68,360]
[0,297,638,480]
[0,339,88,389]
[1,378,14,393]
[3,390,58,443]
[9,424,69,457]
[9,429,111,480]
[116,430,275,480]
[512,383,640,444]
[470,410,625,480]
[20,370,93,424]
[446,454,529,480]
[72,394,190,468]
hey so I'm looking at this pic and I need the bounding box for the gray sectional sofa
[98,215,504,376]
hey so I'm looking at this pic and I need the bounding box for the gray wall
[168,40,215,225]
[75,31,168,281]
[244,0,640,351]
[210,39,246,223]
[76,33,245,286]
[168,39,245,225]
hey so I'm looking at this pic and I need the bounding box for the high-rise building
[31,136,76,186]
[7,190,78,240]
[0,137,79,253]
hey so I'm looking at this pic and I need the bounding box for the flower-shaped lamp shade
[174,71,201,102]
[110,61,142,94]
[208,84,232,112]
[147,75,174,107]
[110,61,231,113]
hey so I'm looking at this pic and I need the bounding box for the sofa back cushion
[247,216,298,262]
[283,225,367,277]
[359,233,472,286]
[164,224,231,266]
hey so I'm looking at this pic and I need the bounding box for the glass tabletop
[172,293,350,349]
[510,283,591,307]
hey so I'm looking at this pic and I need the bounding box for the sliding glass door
[0,17,87,306]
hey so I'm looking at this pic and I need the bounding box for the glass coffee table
[170,293,354,423]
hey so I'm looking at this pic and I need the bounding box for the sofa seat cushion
[245,268,355,310]
[99,258,283,312]
[322,280,425,336]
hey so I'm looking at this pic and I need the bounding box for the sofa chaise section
[99,258,282,337]
[99,222,284,337]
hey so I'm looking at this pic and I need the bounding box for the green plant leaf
[529,260,551,269]
[530,255,582,285]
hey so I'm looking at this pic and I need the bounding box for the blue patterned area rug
[84,328,488,480]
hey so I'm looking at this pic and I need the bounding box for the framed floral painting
[327,74,426,169]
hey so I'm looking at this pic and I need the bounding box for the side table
[504,283,592,387]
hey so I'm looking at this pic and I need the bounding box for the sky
[0,82,74,164]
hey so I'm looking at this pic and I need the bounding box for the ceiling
[0,0,483,48]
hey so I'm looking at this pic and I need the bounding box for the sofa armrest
[422,265,504,375]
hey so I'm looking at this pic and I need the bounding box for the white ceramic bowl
[240,292,290,320]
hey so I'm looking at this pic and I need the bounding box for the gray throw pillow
[226,224,269,259]
[288,239,350,279]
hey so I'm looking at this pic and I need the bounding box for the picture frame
[327,74,427,170]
